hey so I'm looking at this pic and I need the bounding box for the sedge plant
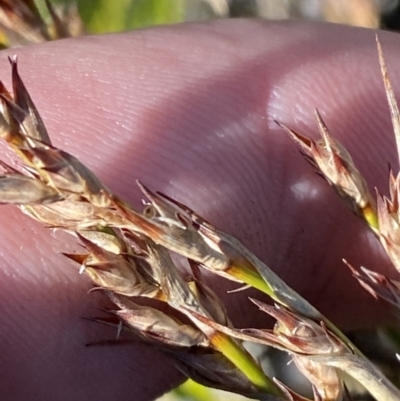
[1,2,400,401]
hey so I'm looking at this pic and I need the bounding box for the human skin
[0,18,399,401]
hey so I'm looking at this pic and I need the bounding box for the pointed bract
[0,174,60,204]
[377,36,400,168]
[9,56,51,145]
[110,294,208,348]
[345,260,400,309]
[278,112,377,232]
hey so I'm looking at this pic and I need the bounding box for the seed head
[277,111,377,232]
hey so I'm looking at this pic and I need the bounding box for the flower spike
[277,111,378,232]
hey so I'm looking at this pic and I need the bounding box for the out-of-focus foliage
[45,0,400,34]
[76,0,185,33]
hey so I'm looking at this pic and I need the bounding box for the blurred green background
[43,0,400,34]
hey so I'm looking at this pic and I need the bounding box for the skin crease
[0,18,400,400]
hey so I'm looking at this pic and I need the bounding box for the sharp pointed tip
[248,297,265,309]
[343,259,357,273]
[136,179,146,190]
[8,55,17,66]
[277,123,301,141]
[278,123,313,152]
[76,234,104,253]
[275,121,291,133]
[62,252,87,265]
[275,121,306,142]
[136,180,152,196]
[314,109,329,131]
[74,231,87,241]
[314,110,324,129]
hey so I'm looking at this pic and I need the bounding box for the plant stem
[211,332,284,398]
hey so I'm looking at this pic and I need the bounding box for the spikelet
[281,37,400,313]
[0,56,285,400]
[277,111,378,233]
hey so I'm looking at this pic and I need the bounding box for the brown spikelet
[277,111,378,232]
[0,57,284,398]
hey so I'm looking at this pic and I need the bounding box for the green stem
[174,379,216,401]
[211,332,284,397]
[228,263,276,297]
